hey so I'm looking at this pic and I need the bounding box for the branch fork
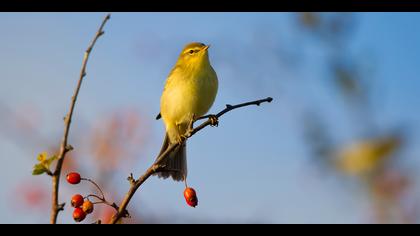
[109,97,273,224]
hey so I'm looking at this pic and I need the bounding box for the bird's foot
[178,135,187,145]
[188,114,196,131]
[208,115,219,127]
[180,114,195,142]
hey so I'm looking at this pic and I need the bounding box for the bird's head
[176,42,211,68]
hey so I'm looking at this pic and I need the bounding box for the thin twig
[50,13,111,224]
[83,178,122,213]
[85,194,105,202]
[109,97,273,224]
[82,178,106,200]
[85,194,120,211]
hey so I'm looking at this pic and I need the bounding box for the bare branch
[50,13,111,224]
[109,97,273,224]
[82,178,106,200]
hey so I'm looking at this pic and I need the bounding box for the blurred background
[0,12,420,224]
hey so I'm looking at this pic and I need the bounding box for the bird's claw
[178,135,187,145]
[180,114,195,142]
[209,115,219,127]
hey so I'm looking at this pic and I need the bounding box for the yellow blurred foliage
[335,135,401,176]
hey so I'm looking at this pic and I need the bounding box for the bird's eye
[189,50,194,54]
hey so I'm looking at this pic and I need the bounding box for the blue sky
[0,13,419,223]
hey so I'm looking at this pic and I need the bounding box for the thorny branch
[50,13,111,224]
[109,97,273,224]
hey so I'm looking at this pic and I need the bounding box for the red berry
[73,208,86,222]
[184,187,198,208]
[82,200,94,214]
[71,194,84,208]
[66,172,81,185]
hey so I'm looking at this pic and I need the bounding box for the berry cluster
[70,194,94,222]
[67,171,199,223]
[66,172,95,222]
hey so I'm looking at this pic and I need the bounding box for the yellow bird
[154,42,218,181]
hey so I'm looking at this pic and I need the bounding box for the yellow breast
[160,64,218,130]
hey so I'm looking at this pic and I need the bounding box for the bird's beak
[203,44,210,51]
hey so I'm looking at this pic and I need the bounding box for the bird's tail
[153,133,187,182]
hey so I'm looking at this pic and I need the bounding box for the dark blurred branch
[109,97,273,224]
[50,13,111,224]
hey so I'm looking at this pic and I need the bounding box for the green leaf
[32,163,48,175]
[32,152,57,176]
